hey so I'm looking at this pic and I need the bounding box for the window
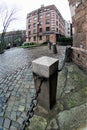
[39,28,42,32]
[28,14,30,18]
[56,15,58,19]
[59,24,61,28]
[28,14,32,18]
[39,15,42,18]
[34,17,37,21]
[46,12,50,17]
[29,37,31,41]
[46,19,50,24]
[34,11,37,15]
[56,21,58,26]
[46,27,50,31]
[39,21,42,25]
[28,24,31,29]
[28,19,31,23]
[45,8,50,11]
[59,30,61,33]
[52,27,55,31]
[34,36,36,41]
[33,29,36,33]
[68,27,70,30]
[39,35,42,40]
[56,28,58,32]
[28,31,31,35]
[39,10,43,13]
[33,23,37,27]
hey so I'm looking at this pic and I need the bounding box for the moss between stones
[29,115,47,130]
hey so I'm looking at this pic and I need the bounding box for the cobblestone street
[0,46,66,130]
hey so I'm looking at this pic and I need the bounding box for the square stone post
[32,56,58,110]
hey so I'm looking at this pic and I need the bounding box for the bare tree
[0,5,17,53]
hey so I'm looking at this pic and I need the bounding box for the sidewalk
[0,46,66,130]
[0,46,87,130]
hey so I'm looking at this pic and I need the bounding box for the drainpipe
[37,9,39,44]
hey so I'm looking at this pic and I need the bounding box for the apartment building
[65,21,72,38]
[26,5,65,44]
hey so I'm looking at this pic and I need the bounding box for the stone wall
[73,1,87,49]
[68,0,87,49]
[72,47,87,70]
[68,0,87,70]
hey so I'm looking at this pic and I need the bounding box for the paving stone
[0,107,3,113]
[0,112,4,117]
[18,106,25,112]
[5,93,11,99]
[3,118,11,129]
[17,117,24,124]
[11,121,19,128]
[0,117,4,126]
[0,90,3,94]
[5,111,11,118]
[1,96,7,103]
[3,128,8,130]
[10,126,16,130]
[12,105,18,111]
[16,111,22,119]
[0,127,3,130]
[10,112,16,120]
[8,86,14,91]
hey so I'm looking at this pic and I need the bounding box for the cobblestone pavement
[0,46,66,130]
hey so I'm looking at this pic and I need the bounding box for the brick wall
[68,0,87,70]
[72,47,87,70]
[26,5,65,44]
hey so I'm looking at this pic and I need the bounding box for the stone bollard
[52,43,57,54]
[32,56,58,110]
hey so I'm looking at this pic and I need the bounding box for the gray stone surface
[0,46,86,130]
[4,118,11,129]
[29,115,47,130]
[46,118,59,130]
[32,56,58,78]
[0,117,4,126]
[57,103,87,130]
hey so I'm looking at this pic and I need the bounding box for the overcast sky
[0,0,71,32]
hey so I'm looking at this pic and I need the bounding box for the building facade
[4,30,26,47]
[65,21,72,38]
[68,0,87,70]
[26,5,65,44]
[68,0,87,48]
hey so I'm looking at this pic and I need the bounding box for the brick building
[65,20,72,38]
[68,0,87,70]
[4,30,26,47]
[68,0,87,48]
[26,5,65,44]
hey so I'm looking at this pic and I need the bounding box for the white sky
[0,0,71,32]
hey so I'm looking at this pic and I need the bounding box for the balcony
[42,31,54,35]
